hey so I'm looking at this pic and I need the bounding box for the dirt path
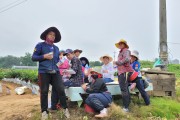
[0,81,40,120]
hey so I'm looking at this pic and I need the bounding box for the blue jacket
[32,42,60,73]
[131,60,142,77]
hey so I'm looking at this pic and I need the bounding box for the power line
[0,0,27,14]
[167,42,180,45]
[0,0,23,10]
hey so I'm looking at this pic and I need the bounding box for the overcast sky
[0,0,180,61]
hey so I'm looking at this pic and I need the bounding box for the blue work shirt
[131,60,142,77]
[32,42,60,73]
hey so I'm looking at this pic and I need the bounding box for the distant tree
[0,53,37,68]
[90,61,103,67]
[0,55,21,68]
[20,52,37,66]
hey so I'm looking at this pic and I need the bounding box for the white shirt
[101,63,114,80]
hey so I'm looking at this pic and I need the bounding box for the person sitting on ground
[81,71,112,118]
[100,55,114,83]
[63,49,84,87]
[130,50,150,105]
[73,49,82,58]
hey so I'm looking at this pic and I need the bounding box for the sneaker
[122,108,129,112]
[41,111,48,120]
[63,108,70,119]
[95,113,108,118]
[95,108,108,118]
[130,83,136,91]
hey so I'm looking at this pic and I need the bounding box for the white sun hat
[131,50,139,60]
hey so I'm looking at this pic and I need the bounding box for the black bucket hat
[80,57,89,67]
[40,27,61,43]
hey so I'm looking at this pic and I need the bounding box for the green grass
[140,60,154,68]
[134,97,180,119]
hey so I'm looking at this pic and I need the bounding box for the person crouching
[81,71,112,118]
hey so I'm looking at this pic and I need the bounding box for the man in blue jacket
[32,27,70,120]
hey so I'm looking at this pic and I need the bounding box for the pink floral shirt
[58,57,70,75]
[116,48,133,75]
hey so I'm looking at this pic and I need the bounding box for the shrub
[140,60,153,68]
[3,69,38,83]
[0,72,5,80]
[114,71,118,76]
[20,70,38,83]
[4,70,22,78]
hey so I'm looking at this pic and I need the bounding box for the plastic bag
[153,58,162,67]
[15,86,27,95]
[0,83,2,93]
[65,69,76,74]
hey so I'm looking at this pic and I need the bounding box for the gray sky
[0,0,180,61]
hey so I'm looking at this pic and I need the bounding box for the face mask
[45,38,54,45]
[88,75,93,82]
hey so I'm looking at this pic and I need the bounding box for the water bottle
[49,46,54,57]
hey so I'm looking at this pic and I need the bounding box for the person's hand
[103,70,108,73]
[81,83,88,90]
[44,53,53,60]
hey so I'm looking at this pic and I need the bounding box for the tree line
[0,53,37,68]
[0,53,103,68]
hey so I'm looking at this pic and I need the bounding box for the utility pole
[159,0,168,70]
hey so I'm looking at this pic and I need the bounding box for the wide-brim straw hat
[40,27,61,43]
[115,39,129,49]
[131,50,139,60]
[100,54,113,62]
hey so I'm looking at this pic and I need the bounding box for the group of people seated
[58,49,114,86]
[32,27,150,120]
